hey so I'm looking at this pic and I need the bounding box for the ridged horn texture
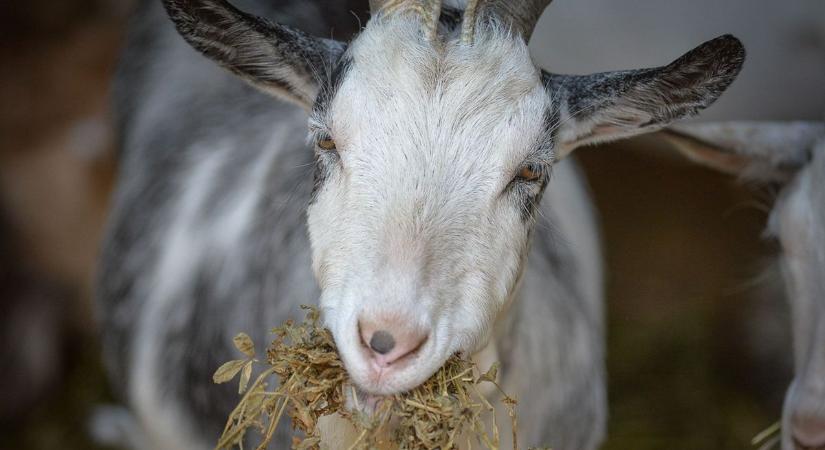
[464,0,553,43]
[370,0,443,41]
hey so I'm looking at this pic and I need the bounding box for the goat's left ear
[546,34,746,158]
[163,0,346,109]
[661,121,825,182]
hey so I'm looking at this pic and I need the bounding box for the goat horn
[461,0,482,43]
[464,0,552,43]
[370,0,443,41]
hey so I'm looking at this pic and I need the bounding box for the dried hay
[213,306,548,450]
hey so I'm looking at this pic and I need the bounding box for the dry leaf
[213,359,247,384]
[239,361,253,394]
[233,333,256,357]
[477,362,500,384]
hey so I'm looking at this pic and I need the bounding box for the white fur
[770,137,825,450]
[307,17,553,395]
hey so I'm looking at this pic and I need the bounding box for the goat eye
[516,164,542,182]
[318,138,337,151]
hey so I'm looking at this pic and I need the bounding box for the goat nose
[360,319,428,367]
[369,330,396,354]
[792,412,825,449]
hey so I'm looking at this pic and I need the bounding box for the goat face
[163,0,745,396]
[665,122,825,450]
[306,17,553,395]
[771,140,825,450]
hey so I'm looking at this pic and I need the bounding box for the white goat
[96,0,745,448]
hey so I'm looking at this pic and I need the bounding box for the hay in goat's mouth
[213,306,536,450]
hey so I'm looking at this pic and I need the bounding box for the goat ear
[546,35,745,158]
[661,122,825,182]
[163,0,346,109]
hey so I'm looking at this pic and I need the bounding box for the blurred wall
[532,0,825,121]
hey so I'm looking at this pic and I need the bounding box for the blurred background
[0,0,822,449]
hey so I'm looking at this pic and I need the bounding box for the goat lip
[352,339,424,388]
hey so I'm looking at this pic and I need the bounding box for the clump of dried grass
[213,306,538,450]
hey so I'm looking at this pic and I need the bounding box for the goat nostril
[369,330,396,355]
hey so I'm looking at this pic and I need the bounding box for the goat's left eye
[318,138,337,151]
[516,164,542,182]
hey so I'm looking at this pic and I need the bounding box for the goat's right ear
[662,122,825,182]
[163,0,346,109]
[546,35,745,158]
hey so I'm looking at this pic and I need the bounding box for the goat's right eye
[318,138,337,151]
[517,165,542,182]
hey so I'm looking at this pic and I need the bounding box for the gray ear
[163,0,346,108]
[662,121,825,182]
[546,34,746,157]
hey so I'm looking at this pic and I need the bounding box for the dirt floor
[0,1,793,449]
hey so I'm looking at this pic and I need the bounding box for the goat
[665,121,825,450]
[96,0,745,448]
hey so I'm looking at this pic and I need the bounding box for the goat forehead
[348,19,539,99]
[328,18,550,177]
